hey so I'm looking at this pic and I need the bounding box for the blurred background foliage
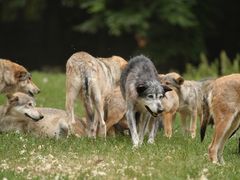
[0,0,240,76]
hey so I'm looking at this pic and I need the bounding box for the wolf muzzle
[24,113,44,121]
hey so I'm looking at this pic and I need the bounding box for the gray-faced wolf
[0,92,73,138]
[0,59,40,96]
[65,51,127,138]
[159,72,214,138]
[120,55,171,147]
[201,74,240,164]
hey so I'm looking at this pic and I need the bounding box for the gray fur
[120,55,171,147]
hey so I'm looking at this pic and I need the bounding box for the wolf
[104,86,127,134]
[65,51,127,138]
[159,72,214,138]
[120,55,171,147]
[0,59,40,96]
[160,85,179,138]
[200,74,240,164]
[0,92,80,138]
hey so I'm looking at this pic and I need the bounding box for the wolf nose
[157,109,164,114]
[36,89,40,94]
[39,115,44,119]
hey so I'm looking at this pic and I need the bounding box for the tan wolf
[65,51,127,137]
[159,72,214,138]
[104,86,127,134]
[0,59,40,96]
[160,85,179,138]
[201,74,240,164]
[0,92,76,138]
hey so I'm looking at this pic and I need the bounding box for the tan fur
[159,72,213,138]
[65,52,127,138]
[0,59,40,95]
[104,86,127,132]
[78,86,127,137]
[161,89,179,138]
[204,74,240,164]
[0,92,85,138]
[74,86,128,136]
[146,81,179,139]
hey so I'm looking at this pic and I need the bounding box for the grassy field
[0,72,239,179]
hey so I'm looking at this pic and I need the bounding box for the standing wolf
[65,51,127,138]
[159,72,214,138]
[201,74,240,164]
[120,55,171,147]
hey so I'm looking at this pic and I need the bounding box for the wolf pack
[0,52,240,165]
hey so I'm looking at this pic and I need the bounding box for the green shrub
[183,50,240,80]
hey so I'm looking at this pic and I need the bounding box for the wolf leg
[217,111,240,164]
[148,116,161,144]
[162,112,174,138]
[208,113,233,164]
[126,105,139,147]
[138,113,150,145]
[65,76,81,125]
[190,109,198,138]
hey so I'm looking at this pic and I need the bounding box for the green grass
[0,72,240,179]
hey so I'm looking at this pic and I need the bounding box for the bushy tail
[200,96,210,142]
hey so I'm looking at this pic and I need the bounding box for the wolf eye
[28,103,33,107]
[148,95,154,99]
[159,94,164,99]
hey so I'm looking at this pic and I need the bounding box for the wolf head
[15,71,40,96]
[158,72,184,91]
[6,92,44,121]
[1,59,40,96]
[136,81,172,117]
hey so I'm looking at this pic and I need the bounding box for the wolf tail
[200,95,210,142]
[82,75,94,123]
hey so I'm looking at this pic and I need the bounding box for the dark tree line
[0,0,240,73]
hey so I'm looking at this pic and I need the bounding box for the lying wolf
[0,59,40,96]
[0,92,78,138]
[120,55,171,147]
[65,51,127,138]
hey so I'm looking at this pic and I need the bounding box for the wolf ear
[7,94,19,104]
[6,94,12,100]
[176,76,184,85]
[136,83,148,95]
[162,85,172,93]
[15,71,26,80]
[16,71,30,81]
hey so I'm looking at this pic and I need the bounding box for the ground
[0,72,239,179]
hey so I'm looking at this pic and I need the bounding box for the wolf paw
[147,139,155,144]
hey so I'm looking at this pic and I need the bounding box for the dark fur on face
[136,81,171,98]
